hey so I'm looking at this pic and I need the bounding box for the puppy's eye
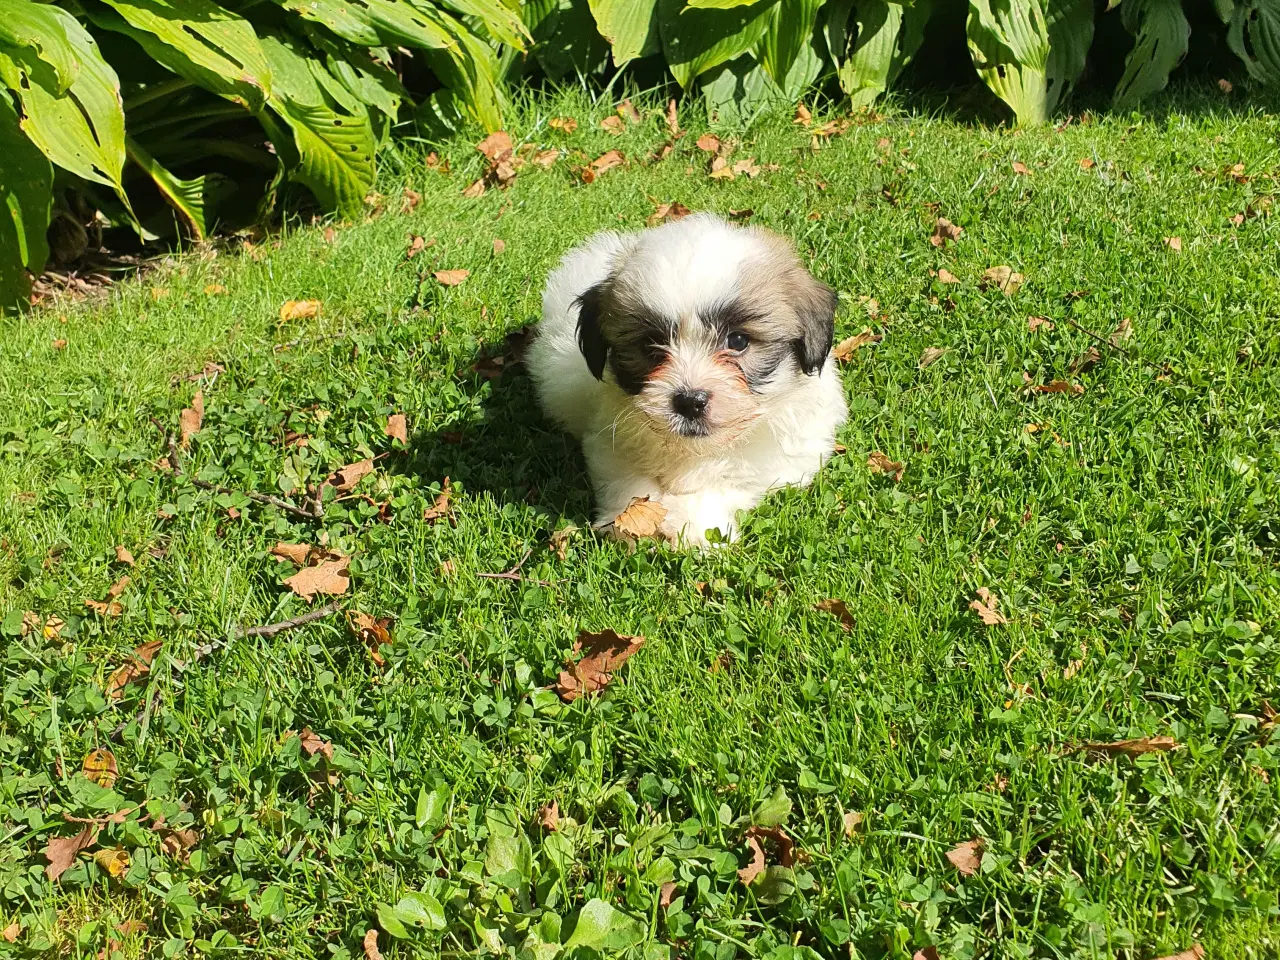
[725,331,750,352]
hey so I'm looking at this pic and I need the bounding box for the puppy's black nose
[672,389,710,419]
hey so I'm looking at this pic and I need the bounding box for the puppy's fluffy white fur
[528,213,847,546]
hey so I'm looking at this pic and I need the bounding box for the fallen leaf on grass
[946,838,984,876]
[842,811,863,837]
[1079,157,1095,170]
[914,947,940,960]
[1011,160,1030,176]
[867,451,905,482]
[284,557,350,602]
[618,98,642,124]
[328,460,375,492]
[422,478,453,523]
[929,217,963,247]
[1109,317,1133,345]
[434,269,469,287]
[1163,236,1182,253]
[400,188,421,213]
[348,611,392,668]
[476,131,513,163]
[179,390,204,446]
[816,599,855,632]
[709,156,734,180]
[1069,346,1102,375]
[738,833,766,885]
[364,929,383,960]
[1070,736,1179,758]
[1153,947,1204,960]
[45,824,98,881]
[105,640,163,700]
[405,235,429,259]
[918,347,949,369]
[733,157,761,178]
[549,525,578,561]
[539,801,559,831]
[85,598,122,617]
[665,99,679,135]
[696,133,721,153]
[204,284,226,295]
[935,268,959,284]
[114,546,134,566]
[491,238,506,257]
[554,629,645,702]
[728,208,754,221]
[116,921,146,937]
[548,116,578,134]
[600,115,625,135]
[612,496,668,540]
[969,587,1007,625]
[270,542,313,565]
[659,882,677,908]
[279,299,321,322]
[108,576,130,598]
[2,922,18,942]
[462,178,486,199]
[738,825,795,885]
[980,266,1024,295]
[833,329,882,361]
[94,847,130,878]
[52,338,67,350]
[580,150,625,183]
[794,102,812,125]
[42,615,64,639]
[83,749,118,788]
[647,201,692,227]
[1030,379,1084,396]
[532,148,559,168]
[385,413,408,445]
[323,227,337,243]
[1027,316,1053,332]
[294,726,334,761]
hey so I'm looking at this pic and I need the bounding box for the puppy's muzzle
[672,389,710,420]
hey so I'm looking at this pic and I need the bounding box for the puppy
[527,213,848,547]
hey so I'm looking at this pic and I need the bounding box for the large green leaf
[88,0,271,112]
[421,14,505,130]
[525,0,610,81]
[0,8,126,192]
[261,34,376,217]
[1112,0,1189,111]
[687,0,768,7]
[268,0,454,51]
[0,94,52,312]
[440,0,530,48]
[562,900,645,953]
[660,0,779,88]
[0,0,79,93]
[1228,0,1280,83]
[1044,0,1092,113]
[968,0,1061,124]
[588,0,661,66]
[826,0,932,106]
[755,0,824,88]
[125,136,208,238]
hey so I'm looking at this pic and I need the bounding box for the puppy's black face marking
[701,298,790,394]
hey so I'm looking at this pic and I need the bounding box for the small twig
[477,549,556,587]
[1062,318,1134,358]
[167,435,321,521]
[237,601,343,639]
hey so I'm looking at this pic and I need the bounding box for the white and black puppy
[527,213,848,547]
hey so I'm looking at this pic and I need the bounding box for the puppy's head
[575,213,836,443]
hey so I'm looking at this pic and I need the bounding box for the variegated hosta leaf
[125,136,209,239]
[0,0,79,93]
[587,0,661,66]
[421,14,505,131]
[687,0,769,7]
[0,8,126,193]
[755,0,824,89]
[440,0,530,49]
[1228,0,1280,83]
[524,0,610,81]
[1044,0,1093,114]
[660,0,779,88]
[89,0,271,112]
[1112,0,1189,111]
[0,93,52,311]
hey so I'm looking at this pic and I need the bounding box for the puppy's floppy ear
[574,283,608,381]
[793,276,838,375]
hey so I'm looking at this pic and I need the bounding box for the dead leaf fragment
[2,922,18,942]
[52,338,67,349]
[618,99,642,124]
[539,801,559,831]
[946,838,984,876]
[532,148,559,168]
[204,284,226,296]
[913,949,940,960]
[476,131,513,163]
[1163,236,1182,253]
[728,208,754,221]
[794,102,812,125]
[405,235,427,259]
[296,726,334,761]
[434,269,469,287]
[867,451,905,482]
[980,266,1023,295]
[385,414,408,446]
[738,833,766,885]
[832,329,882,362]
[936,268,959,284]
[554,629,645,701]
[422,478,453,523]
[549,525,577,561]
[85,599,122,617]
[94,847,130,878]
[665,99,679,135]
[918,346,949,369]
[364,929,383,960]
[108,576,130,599]
[733,157,761,178]
[270,542,312,565]
[601,115,625,135]
[816,599,855,632]
[279,299,321,322]
[611,496,668,540]
[696,133,721,153]
[348,611,392,668]
[400,188,421,213]
[708,156,734,180]
[45,824,98,881]
[462,178,486,199]
[1027,316,1053,332]
[842,811,863,837]
[1031,379,1084,396]
[1071,736,1179,758]
[647,201,692,227]
[323,227,337,243]
[114,546,135,566]
[929,217,963,247]
[969,587,1007,625]
[492,238,506,256]
[106,640,163,699]
[659,882,677,908]
[1079,157,1095,170]
[738,824,795,887]
[83,749,119,788]
[329,459,374,492]
[179,389,204,447]
[1011,161,1030,176]
[283,556,350,601]
[1069,346,1102,375]
[548,116,578,134]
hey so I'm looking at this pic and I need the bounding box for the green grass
[2,86,1279,960]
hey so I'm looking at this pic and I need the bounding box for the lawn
[1,87,1278,960]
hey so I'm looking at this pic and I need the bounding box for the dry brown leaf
[1032,379,1084,396]
[43,615,64,639]
[1069,346,1102,375]
[1163,236,1182,253]
[270,542,312,565]
[832,329,882,362]
[434,269,470,287]
[618,99,642,124]
[665,99,679,135]
[946,838,983,876]
[936,268,960,284]
[539,801,560,831]
[1,922,19,943]
[733,157,761,178]
[695,133,721,153]
[794,102,812,125]
[329,459,375,492]
[422,478,453,523]
[295,726,334,761]
[1153,947,1204,960]
[284,557,350,601]
[94,847,130,878]
[279,299,321,322]
[583,150,625,181]
[708,156,734,180]
[1110,317,1133,345]
[842,811,863,837]
[969,587,1007,625]
[52,338,67,350]
[1027,316,1053,332]
[532,148,559,168]
[106,641,162,698]
[45,824,98,881]
[554,629,645,702]
[385,413,408,445]
[490,238,506,258]
[549,525,577,561]
[647,201,692,227]
[323,226,337,243]
[548,116,578,134]
[741,824,796,884]
[1079,157,1095,170]
[980,266,1023,295]
[114,546,135,566]
[83,749,118,788]
[85,598,123,617]
[348,611,392,668]
[363,929,383,960]
[179,389,204,447]
[867,451,905,482]
[116,921,147,937]
[476,131,513,162]
[462,178,486,199]
[918,347,949,369]
[914,947,940,960]
[401,188,421,213]
[108,576,130,599]
[816,599,855,632]
[738,834,766,885]
[405,235,427,259]
[1011,161,1030,176]
[19,611,39,637]
[135,640,163,664]
[728,208,754,221]
[929,217,963,247]
[1071,736,1179,758]
[659,882,677,908]
[204,284,226,296]
[600,115,625,135]
[612,496,668,540]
